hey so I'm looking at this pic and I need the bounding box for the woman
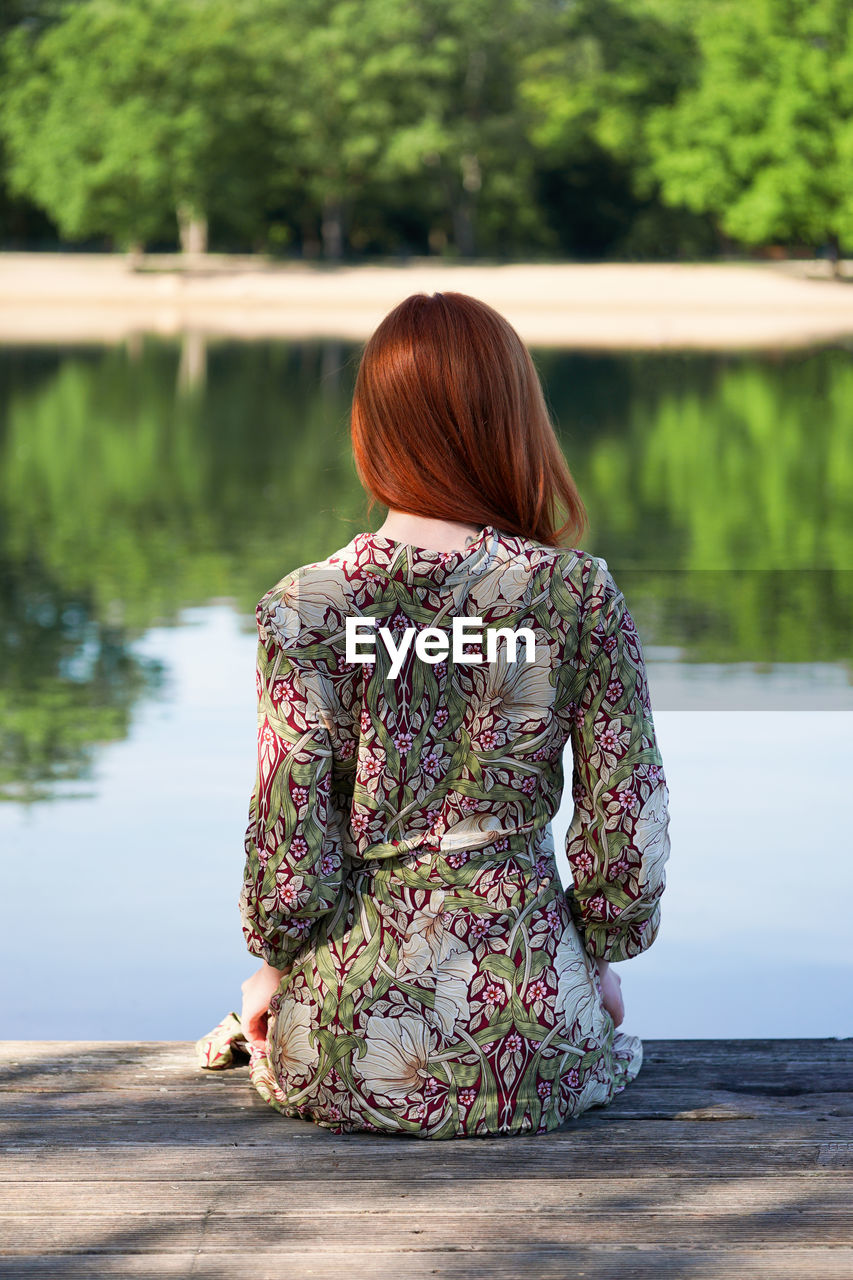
[198,291,671,1138]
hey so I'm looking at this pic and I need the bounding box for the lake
[0,337,850,1040]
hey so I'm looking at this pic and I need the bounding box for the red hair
[350,292,587,547]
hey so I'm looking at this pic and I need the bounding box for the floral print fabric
[219,525,670,1138]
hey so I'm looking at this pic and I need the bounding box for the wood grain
[0,1038,850,1279]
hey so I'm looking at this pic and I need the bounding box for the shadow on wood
[0,1039,850,1279]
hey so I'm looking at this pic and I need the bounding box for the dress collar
[356,522,496,569]
[346,523,548,584]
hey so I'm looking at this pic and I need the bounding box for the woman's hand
[240,962,287,1049]
[595,957,625,1027]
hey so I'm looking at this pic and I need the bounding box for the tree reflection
[0,339,850,797]
[542,347,853,671]
[0,559,165,803]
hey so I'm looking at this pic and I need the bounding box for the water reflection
[0,605,848,1038]
[0,558,165,803]
[0,339,850,799]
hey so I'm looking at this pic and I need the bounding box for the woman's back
[236,523,670,1137]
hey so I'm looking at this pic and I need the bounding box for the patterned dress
[221,524,670,1137]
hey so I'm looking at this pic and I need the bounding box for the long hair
[349,292,587,547]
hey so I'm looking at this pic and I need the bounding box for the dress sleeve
[238,601,343,970]
[563,559,671,963]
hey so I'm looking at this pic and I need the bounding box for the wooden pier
[1,1038,850,1278]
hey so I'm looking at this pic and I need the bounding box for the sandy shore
[1,252,851,349]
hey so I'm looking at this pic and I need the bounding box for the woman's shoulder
[496,529,604,571]
[509,541,630,644]
[502,533,617,603]
[255,537,360,650]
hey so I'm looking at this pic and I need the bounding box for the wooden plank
[2,1176,850,1219]
[3,1115,850,1152]
[0,1039,849,1279]
[1,1204,851,1251]
[2,1249,853,1280]
[0,1086,847,1121]
[1,1136,843,1180]
[1,1040,850,1094]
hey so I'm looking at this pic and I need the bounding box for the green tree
[647,0,853,265]
[254,0,548,260]
[0,0,275,253]
[0,0,66,245]
[517,0,712,257]
[520,0,693,173]
[248,0,421,260]
[375,0,550,258]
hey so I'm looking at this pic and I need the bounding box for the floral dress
[198,524,671,1138]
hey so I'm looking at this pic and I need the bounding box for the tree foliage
[1,0,274,249]
[647,0,853,249]
[1,0,848,257]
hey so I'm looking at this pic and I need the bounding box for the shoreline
[1,252,852,349]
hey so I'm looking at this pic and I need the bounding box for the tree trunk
[827,233,842,280]
[177,202,208,256]
[321,194,345,260]
[453,46,486,259]
[125,240,145,269]
[447,153,481,258]
[302,216,322,259]
[177,330,207,395]
[451,199,476,258]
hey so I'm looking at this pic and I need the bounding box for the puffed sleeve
[238,601,343,970]
[563,558,671,963]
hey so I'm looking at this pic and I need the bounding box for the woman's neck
[374,510,485,554]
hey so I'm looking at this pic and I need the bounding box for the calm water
[1,337,851,1039]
